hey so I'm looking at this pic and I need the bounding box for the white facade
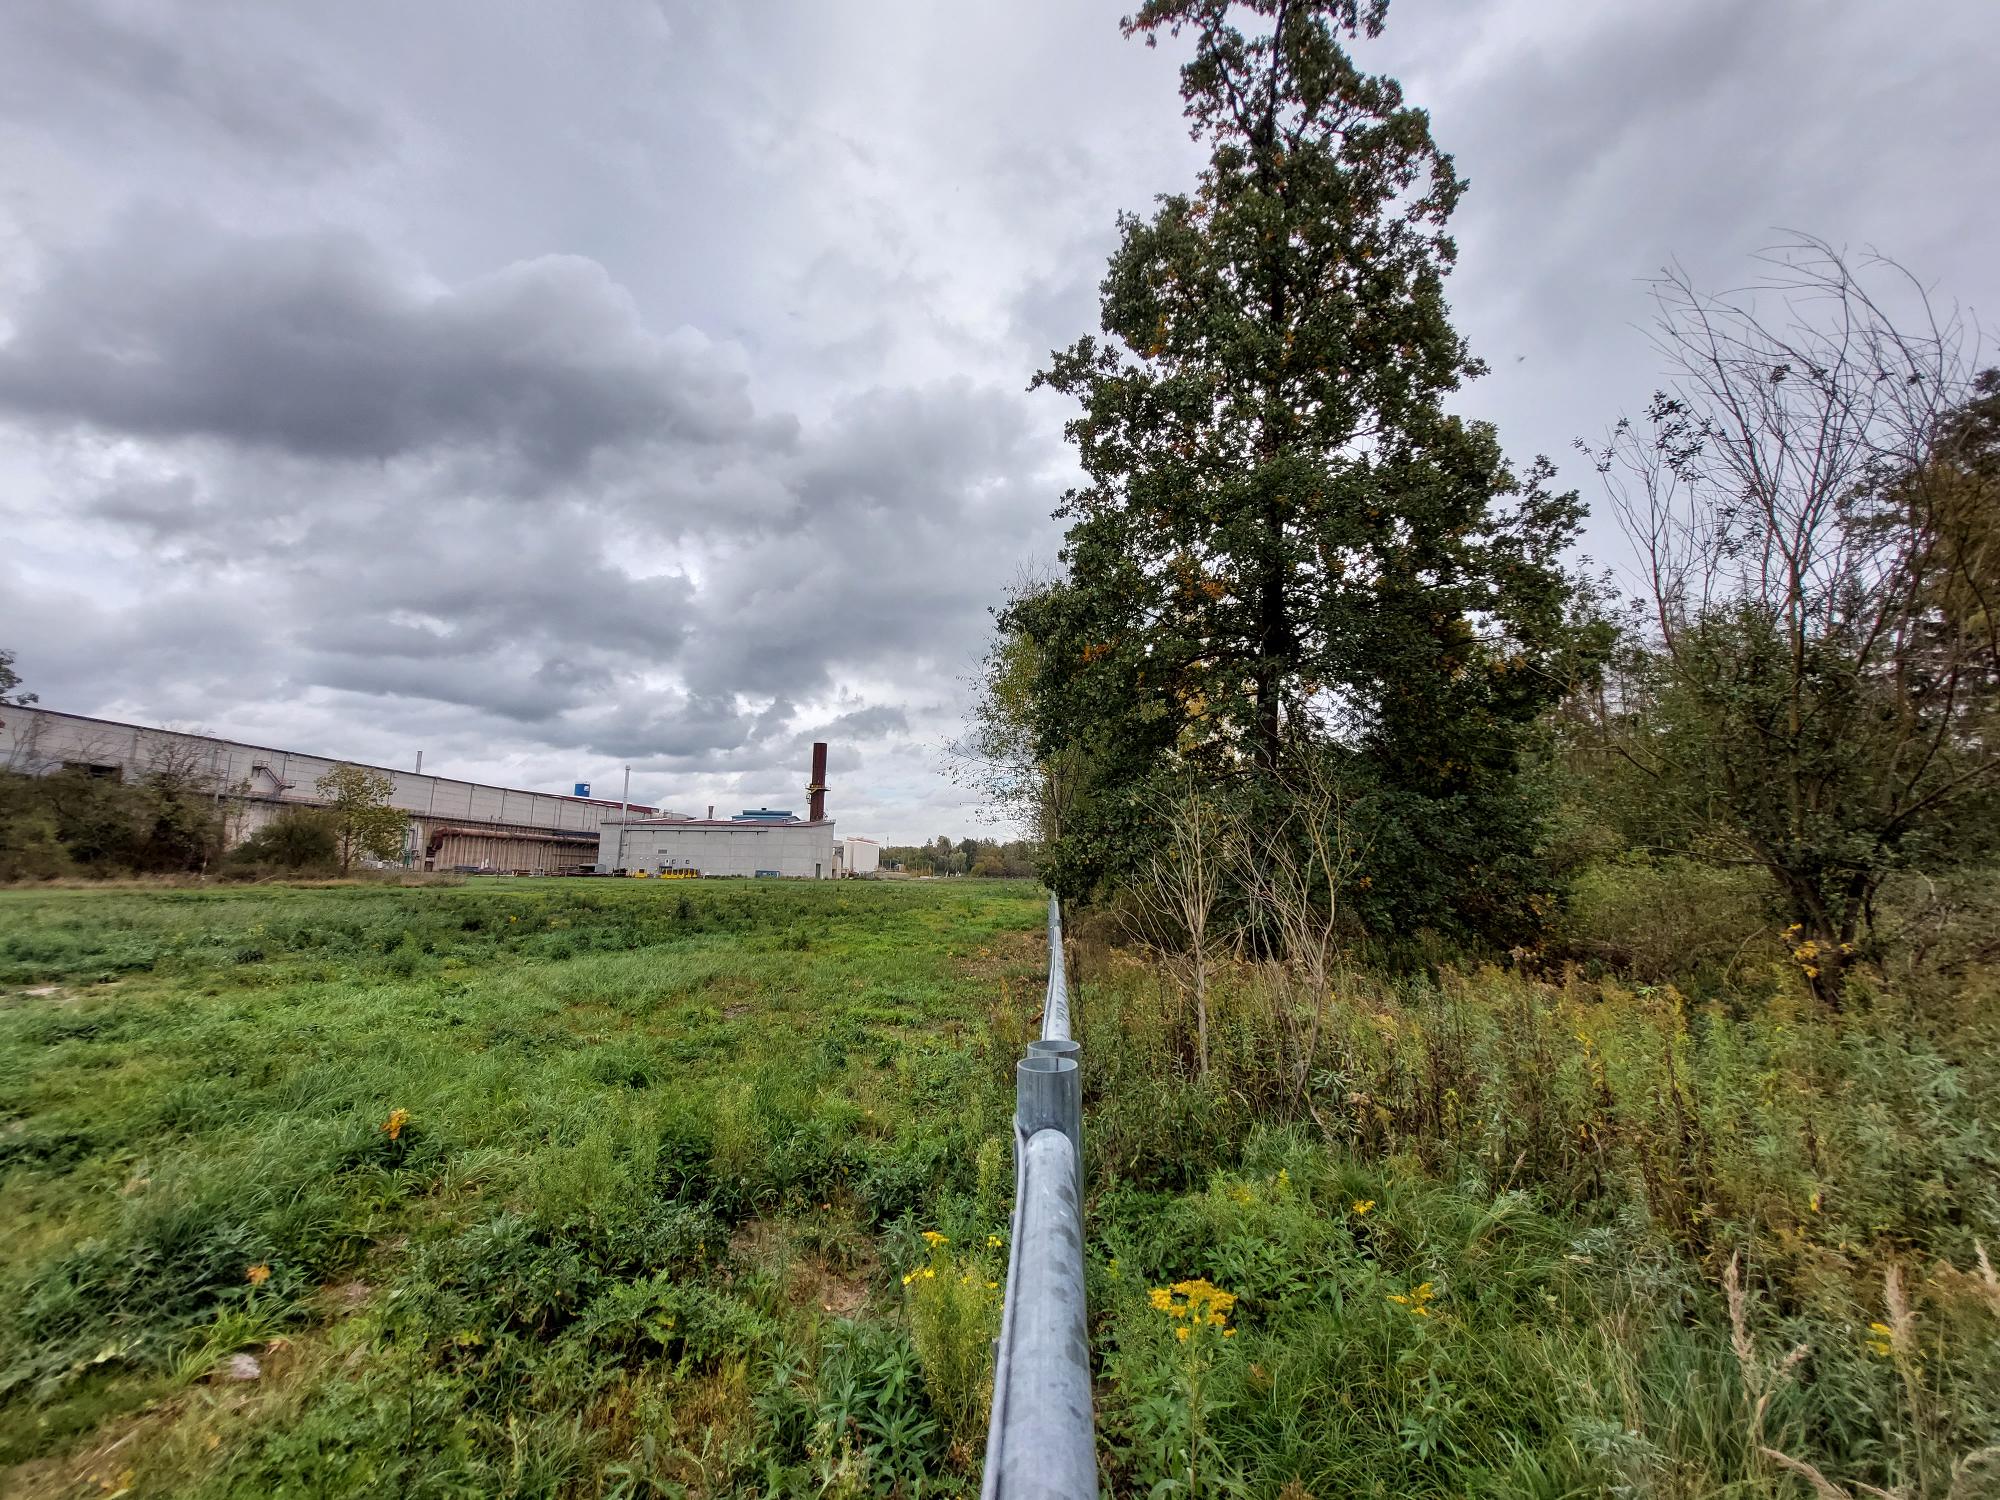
[835,837,880,876]
[600,819,836,879]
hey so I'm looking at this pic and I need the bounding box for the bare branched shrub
[1587,237,2000,1002]
[1239,759,1371,1115]
[1131,783,1237,1079]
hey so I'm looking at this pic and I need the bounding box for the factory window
[63,761,123,781]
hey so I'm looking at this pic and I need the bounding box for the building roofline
[3,704,660,813]
[615,818,834,831]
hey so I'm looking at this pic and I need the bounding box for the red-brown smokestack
[807,741,828,822]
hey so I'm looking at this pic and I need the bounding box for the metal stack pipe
[982,894,1096,1499]
[807,742,828,822]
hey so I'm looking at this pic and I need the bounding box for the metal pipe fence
[982,894,1097,1498]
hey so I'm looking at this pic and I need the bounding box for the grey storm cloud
[0,210,784,474]
[0,0,389,173]
[0,0,1994,839]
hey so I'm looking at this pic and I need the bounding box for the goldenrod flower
[1390,1280,1439,1316]
[1352,1199,1375,1216]
[246,1264,270,1285]
[1865,1321,1895,1358]
[921,1230,948,1247]
[987,1234,1002,1249]
[1153,1278,1237,1340]
[382,1108,410,1141]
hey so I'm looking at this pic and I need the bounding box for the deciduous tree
[0,648,34,708]
[315,764,407,874]
[1007,0,1590,932]
[1586,240,2000,1001]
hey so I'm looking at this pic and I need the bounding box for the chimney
[807,742,828,822]
[706,804,714,820]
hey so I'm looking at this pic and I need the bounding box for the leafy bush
[225,809,337,872]
[1564,854,1776,979]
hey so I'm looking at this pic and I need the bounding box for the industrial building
[0,706,656,873]
[597,743,863,880]
[2,707,880,879]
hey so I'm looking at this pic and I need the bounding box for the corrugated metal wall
[423,828,594,875]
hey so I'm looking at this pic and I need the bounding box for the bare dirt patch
[730,1215,878,1320]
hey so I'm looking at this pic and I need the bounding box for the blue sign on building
[574,782,591,797]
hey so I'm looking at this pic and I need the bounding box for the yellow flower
[922,1268,935,1279]
[920,1230,949,1247]
[381,1108,410,1141]
[1223,1328,1235,1337]
[987,1281,999,1290]
[1153,1278,1237,1337]
[987,1234,1002,1249]
[246,1264,270,1285]
[1865,1321,1895,1358]
[1390,1280,1439,1316]
[1352,1199,1375,1216]
[902,1271,919,1286]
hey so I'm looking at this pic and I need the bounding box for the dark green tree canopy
[1010,0,1593,928]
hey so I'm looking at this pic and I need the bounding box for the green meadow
[0,879,1045,1496]
[4,878,1998,1498]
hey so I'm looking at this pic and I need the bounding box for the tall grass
[1079,924,2000,1497]
[0,878,1045,1495]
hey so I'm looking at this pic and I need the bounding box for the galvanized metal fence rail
[982,894,1097,1498]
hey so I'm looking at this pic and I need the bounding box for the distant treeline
[880,836,1038,878]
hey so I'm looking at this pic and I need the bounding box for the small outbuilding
[834,836,880,876]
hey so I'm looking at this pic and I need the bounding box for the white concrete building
[598,816,836,879]
[835,836,880,876]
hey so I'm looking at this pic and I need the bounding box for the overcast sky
[1,1,1993,842]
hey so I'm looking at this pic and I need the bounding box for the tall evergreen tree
[1010,0,1593,932]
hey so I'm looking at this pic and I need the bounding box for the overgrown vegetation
[1074,885,2000,1497]
[0,879,1048,1496]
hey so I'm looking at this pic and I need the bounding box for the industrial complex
[596,743,879,879]
[0,707,874,878]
